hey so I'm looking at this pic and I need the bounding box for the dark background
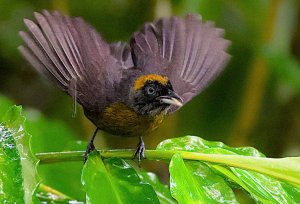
[0,0,299,202]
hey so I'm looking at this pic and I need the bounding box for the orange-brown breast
[99,102,165,137]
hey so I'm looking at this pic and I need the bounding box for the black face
[132,80,182,116]
[143,80,173,101]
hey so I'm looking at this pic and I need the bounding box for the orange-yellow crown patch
[134,74,169,91]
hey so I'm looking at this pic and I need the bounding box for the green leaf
[0,106,40,203]
[158,136,300,203]
[186,162,238,203]
[157,135,264,157]
[202,148,300,203]
[211,165,271,203]
[81,152,159,204]
[137,170,176,204]
[169,153,208,203]
[0,119,24,203]
[0,95,84,200]
[229,166,296,203]
[281,183,300,203]
[169,153,237,204]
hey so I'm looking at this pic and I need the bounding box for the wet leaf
[0,121,24,203]
[169,153,208,203]
[0,106,39,203]
[158,136,300,203]
[157,135,264,157]
[81,152,159,204]
[186,162,237,203]
[169,153,237,204]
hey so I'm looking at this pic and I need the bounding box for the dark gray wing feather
[130,14,230,112]
[19,11,132,120]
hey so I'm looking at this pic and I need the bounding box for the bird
[18,10,230,163]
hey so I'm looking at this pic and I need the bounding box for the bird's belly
[98,102,164,137]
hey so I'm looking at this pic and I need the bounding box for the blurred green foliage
[1,0,300,203]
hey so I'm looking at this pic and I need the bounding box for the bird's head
[130,74,183,117]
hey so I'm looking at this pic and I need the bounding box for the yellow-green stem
[35,149,300,188]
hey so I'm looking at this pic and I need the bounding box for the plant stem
[36,149,175,164]
[37,184,74,201]
[35,149,300,187]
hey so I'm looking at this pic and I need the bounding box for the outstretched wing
[130,14,230,111]
[19,10,133,116]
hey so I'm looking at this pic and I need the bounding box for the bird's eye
[146,87,155,95]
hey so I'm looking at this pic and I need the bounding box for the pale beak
[159,91,183,107]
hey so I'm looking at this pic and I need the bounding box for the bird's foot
[84,141,95,163]
[133,136,145,167]
[83,128,99,164]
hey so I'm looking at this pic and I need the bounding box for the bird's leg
[84,127,99,163]
[133,136,145,166]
